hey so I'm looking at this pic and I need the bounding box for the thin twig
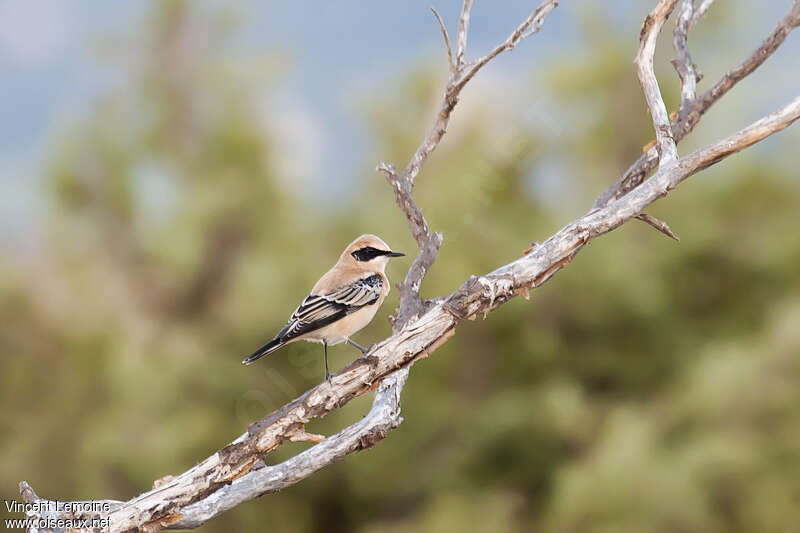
[671,0,698,119]
[636,213,680,242]
[689,0,716,29]
[455,0,475,67]
[377,161,443,331]
[451,0,558,95]
[637,0,697,240]
[635,0,680,167]
[431,7,455,72]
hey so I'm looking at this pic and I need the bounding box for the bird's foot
[346,338,373,356]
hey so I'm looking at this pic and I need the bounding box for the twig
[431,7,455,72]
[689,0,716,29]
[455,0,475,67]
[637,0,696,241]
[594,0,800,209]
[450,0,558,95]
[636,0,680,167]
[671,0,698,119]
[377,162,443,331]
[636,213,680,242]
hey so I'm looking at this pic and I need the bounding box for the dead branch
[636,0,680,167]
[689,0,716,29]
[379,0,558,331]
[595,0,800,209]
[17,1,800,532]
[672,0,698,119]
[635,213,680,242]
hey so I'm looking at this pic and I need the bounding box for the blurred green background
[2,1,800,532]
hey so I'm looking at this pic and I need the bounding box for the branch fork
[380,0,558,332]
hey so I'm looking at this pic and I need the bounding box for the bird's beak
[386,251,405,257]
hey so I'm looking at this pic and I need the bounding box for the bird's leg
[346,338,373,356]
[323,340,330,382]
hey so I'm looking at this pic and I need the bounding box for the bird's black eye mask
[351,247,389,262]
[352,246,404,262]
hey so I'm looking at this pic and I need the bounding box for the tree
[16,1,800,531]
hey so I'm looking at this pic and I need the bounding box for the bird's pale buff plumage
[242,234,404,380]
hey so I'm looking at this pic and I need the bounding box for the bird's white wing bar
[319,274,383,308]
[278,274,383,340]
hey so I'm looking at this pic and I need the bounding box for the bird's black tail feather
[242,337,285,365]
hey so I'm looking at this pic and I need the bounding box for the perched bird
[242,234,404,381]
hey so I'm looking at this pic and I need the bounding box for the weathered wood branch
[637,0,707,241]
[635,213,680,242]
[672,0,698,119]
[689,0,716,29]
[636,0,680,167]
[430,7,455,73]
[594,0,800,209]
[379,0,558,331]
[173,368,410,529]
[17,1,800,532]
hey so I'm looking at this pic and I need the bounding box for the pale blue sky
[1,1,797,241]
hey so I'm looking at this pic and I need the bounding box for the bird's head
[342,234,404,271]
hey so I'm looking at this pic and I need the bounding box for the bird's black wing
[243,274,383,364]
[276,274,383,342]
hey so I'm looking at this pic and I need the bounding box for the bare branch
[400,0,557,193]
[636,0,680,167]
[18,371,411,532]
[377,162,443,331]
[689,0,716,29]
[635,213,680,242]
[431,7,455,72]
[172,368,410,529]
[455,0,475,67]
[381,0,558,331]
[594,0,800,209]
[637,0,697,240]
[19,481,123,532]
[452,0,558,94]
[671,0,698,119]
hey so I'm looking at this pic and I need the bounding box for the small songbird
[242,234,404,381]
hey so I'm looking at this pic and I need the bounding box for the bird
[242,234,404,381]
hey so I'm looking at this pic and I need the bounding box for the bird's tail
[242,337,285,365]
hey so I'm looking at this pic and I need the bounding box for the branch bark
[17,2,800,532]
[636,0,680,167]
[672,0,698,119]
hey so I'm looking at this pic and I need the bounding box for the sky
[1,0,798,241]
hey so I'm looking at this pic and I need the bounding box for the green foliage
[2,2,799,532]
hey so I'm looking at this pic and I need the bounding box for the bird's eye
[351,247,385,262]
